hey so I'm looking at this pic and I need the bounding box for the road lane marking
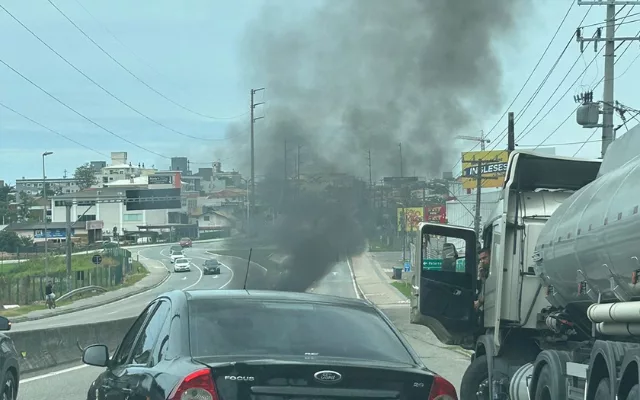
[20,364,88,383]
[346,258,361,300]
[182,260,204,290]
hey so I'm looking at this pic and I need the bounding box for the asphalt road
[15,245,467,399]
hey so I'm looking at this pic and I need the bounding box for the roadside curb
[9,271,170,323]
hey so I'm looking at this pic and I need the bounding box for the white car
[170,250,184,264]
[173,257,191,272]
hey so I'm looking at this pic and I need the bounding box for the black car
[202,259,221,275]
[82,290,458,400]
[0,316,19,400]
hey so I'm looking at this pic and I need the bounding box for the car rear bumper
[203,268,220,274]
[174,266,191,272]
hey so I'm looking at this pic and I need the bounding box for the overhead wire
[0,4,232,142]
[0,57,211,165]
[46,0,248,121]
[0,100,110,158]
[448,1,588,177]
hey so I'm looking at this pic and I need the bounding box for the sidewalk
[6,252,169,323]
[350,251,471,391]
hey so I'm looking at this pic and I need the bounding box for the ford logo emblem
[314,370,342,384]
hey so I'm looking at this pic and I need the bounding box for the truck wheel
[625,384,639,400]
[460,355,489,399]
[534,365,554,400]
[594,378,612,400]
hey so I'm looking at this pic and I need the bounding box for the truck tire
[594,378,612,400]
[534,365,554,400]
[625,384,639,400]
[460,355,489,400]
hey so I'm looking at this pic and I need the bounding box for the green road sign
[423,258,466,272]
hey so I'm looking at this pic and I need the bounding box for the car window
[129,300,171,366]
[112,304,154,366]
[188,300,415,364]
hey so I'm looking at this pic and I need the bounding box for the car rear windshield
[188,299,415,364]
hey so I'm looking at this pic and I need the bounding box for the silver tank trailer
[535,130,640,308]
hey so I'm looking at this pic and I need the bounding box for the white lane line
[346,258,362,300]
[20,364,88,383]
[182,260,204,290]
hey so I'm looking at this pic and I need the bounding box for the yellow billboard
[397,207,424,232]
[461,150,509,189]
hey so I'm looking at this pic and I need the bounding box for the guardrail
[57,285,107,302]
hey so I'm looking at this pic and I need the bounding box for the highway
[13,243,468,399]
[14,242,356,399]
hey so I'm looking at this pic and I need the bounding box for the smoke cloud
[227,0,528,291]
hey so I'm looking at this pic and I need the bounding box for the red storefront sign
[424,205,447,223]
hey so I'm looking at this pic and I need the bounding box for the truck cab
[410,150,601,399]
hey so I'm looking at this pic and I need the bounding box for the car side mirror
[0,316,11,331]
[82,344,110,367]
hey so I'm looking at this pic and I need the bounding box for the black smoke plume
[226,0,528,291]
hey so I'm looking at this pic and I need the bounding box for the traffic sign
[404,261,411,272]
[92,254,103,265]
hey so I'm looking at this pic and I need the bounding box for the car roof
[182,289,373,308]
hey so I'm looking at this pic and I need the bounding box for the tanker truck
[411,125,640,400]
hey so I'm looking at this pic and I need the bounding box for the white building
[15,177,80,201]
[50,187,181,237]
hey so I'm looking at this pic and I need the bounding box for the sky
[1,0,639,184]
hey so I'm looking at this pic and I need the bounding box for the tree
[0,230,22,252]
[74,163,98,190]
[0,184,17,224]
[17,191,35,221]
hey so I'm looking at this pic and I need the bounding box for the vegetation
[391,281,412,299]
[0,230,33,253]
[74,163,98,190]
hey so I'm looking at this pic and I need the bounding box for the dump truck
[411,125,640,400]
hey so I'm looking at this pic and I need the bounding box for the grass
[1,253,121,279]
[391,281,412,299]
[0,260,149,318]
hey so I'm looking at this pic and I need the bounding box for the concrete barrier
[6,316,136,373]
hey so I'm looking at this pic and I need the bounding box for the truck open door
[415,222,477,346]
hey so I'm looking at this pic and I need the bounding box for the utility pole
[249,87,265,235]
[507,112,515,152]
[284,139,288,181]
[65,202,72,289]
[296,145,301,180]
[367,149,373,188]
[474,159,483,237]
[576,0,640,157]
[398,143,403,177]
[42,151,53,278]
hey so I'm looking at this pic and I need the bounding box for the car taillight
[168,368,218,400]
[428,376,458,400]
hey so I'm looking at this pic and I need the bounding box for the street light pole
[42,151,53,278]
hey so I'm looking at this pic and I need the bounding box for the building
[5,221,90,243]
[171,157,190,175]
[15,177,80,201]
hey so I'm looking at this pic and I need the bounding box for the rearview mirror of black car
[0,316,11,331]
[82,344,110,367]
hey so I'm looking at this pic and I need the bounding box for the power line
[0,4,230,142]
[46,0,248,121]
[0,56,211,164]
[0,100,109,158]
[448,3,589,176]
[476,0,578,150]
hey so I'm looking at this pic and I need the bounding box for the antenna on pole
[243,248,253,292]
